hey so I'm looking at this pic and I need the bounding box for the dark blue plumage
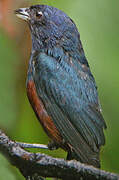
[15,5,106,168]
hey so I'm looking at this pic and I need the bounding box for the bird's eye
[36,11,43,18]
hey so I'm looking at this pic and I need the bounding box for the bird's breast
[26,79,63,145]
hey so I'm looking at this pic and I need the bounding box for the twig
[16,142,48,149]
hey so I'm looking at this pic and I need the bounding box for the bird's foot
[47,141,59,150]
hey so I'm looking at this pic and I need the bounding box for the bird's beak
[15,8,30,21]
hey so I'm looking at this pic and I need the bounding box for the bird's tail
[67,149,100,168]
[61,150,100,180]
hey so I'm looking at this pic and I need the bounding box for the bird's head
[15,5,79,51]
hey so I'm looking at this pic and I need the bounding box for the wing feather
[32,48,106,167]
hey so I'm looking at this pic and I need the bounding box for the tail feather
[67,149,100,168]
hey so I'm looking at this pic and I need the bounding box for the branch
[0,129,118,180]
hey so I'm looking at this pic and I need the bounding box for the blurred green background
[0,0,119,179]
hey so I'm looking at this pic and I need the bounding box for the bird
[15,4,106,168]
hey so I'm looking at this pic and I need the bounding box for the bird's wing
[33,48,106,166]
